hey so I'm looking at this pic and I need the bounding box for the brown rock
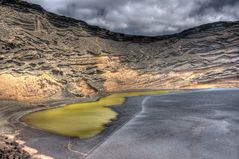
[0,0,238,103]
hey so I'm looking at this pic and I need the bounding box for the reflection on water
[22,90,178,138]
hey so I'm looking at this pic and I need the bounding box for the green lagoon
[22,90,178,138]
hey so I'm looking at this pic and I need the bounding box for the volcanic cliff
[0,0,238,102]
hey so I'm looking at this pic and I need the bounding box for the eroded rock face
[0,0,238,102]
[0,74,62,101]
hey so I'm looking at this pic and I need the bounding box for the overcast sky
[25,0,239,36]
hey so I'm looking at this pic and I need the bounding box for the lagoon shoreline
[0,89,184,158]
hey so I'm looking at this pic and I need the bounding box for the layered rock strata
[0,0,238,102]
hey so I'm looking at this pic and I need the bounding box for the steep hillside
[0,0,238,102]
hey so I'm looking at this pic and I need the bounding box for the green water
[22,90,178,139]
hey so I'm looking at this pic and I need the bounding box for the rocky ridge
[0,0,238,102]
[0,136,31,159]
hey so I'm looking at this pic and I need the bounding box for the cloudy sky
[25,0,239,36]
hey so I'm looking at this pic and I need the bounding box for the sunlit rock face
[0,0,238,102]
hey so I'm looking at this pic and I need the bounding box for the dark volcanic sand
[86,89,239,159]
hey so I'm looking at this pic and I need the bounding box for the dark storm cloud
[203,0,238,10]
[193,0,239,15]
[25,0,239,36]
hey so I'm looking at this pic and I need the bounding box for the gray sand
[86,89,239,159]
